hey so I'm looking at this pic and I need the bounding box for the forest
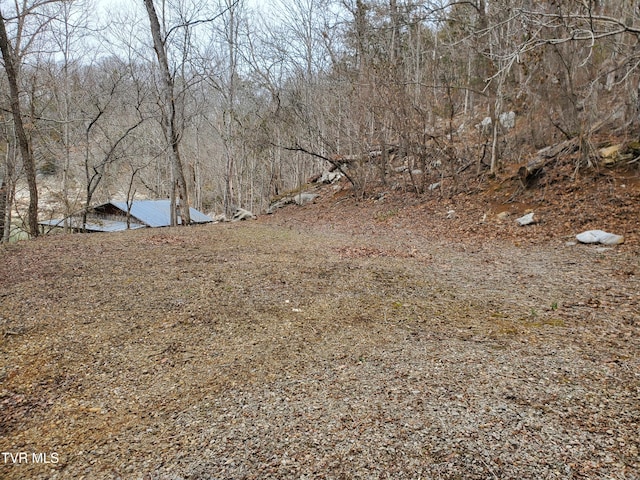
[1,0,639,240]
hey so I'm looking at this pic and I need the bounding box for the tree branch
[275,142,355,187]
[163,0,240,44]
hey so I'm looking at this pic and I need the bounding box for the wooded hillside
[1,0,639,240]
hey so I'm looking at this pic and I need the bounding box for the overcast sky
[93,0,269,17]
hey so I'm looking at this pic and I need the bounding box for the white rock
[576,230,624,245]
[319,170,343,184]
[231,208,256,221]
[294,193,319,206]
[477,116,493,133]
[499,111,516,130]
[267,198,292,214]
[516,212,535,226]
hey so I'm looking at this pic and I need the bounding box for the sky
[94,0,270,18]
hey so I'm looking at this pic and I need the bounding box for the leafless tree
[0,1,59,238]
[143,0,192,225]
[80,64,146,228]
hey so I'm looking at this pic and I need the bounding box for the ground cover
[0,185,638,479]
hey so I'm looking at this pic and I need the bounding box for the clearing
[0,185,639,479]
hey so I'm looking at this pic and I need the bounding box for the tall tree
[0,4,46,238]
[221,0,242,218]
[143,0,191,225]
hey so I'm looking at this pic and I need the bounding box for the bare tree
[220,0,242,218]
[47,0,92,229]
[0,3,54,238]
[143,0,191,225]
[80,66,146,228]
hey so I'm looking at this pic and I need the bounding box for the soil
[0,164,639,479]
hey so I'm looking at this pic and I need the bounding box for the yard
[0,209,638,479]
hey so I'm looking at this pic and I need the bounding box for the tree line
[1,0,638,240]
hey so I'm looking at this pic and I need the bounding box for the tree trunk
[223,0,238,219]
[143,0,191,225]
[2,136,16,242]
[0,10,39,238]
[0,178,6,240]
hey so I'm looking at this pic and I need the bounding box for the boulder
[476,112,516,132]
[267,192,319,213]
[499,111,516,130]
[231,208,256,221]
[294,193,319,206]
[516,212,535,226]
[267,197,293,214]
[477,116,492,134]
[576,230,624,245]
[319,170,343,184]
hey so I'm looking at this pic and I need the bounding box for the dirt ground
[1,169,639,479]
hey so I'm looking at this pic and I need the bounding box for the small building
[39,200,212,233]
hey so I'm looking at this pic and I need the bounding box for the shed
[39,200,212,233]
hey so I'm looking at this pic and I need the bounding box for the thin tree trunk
[0,178,6,240]
[223,0,238,219]
[143,0,191,225]
[3,180,14,243]
[490,82,503,175]
[2,137,16,242]
[0,10,39,238]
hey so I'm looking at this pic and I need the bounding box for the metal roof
[107,200,212,227]
[39,200,212,233]
[39,218,146,233]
